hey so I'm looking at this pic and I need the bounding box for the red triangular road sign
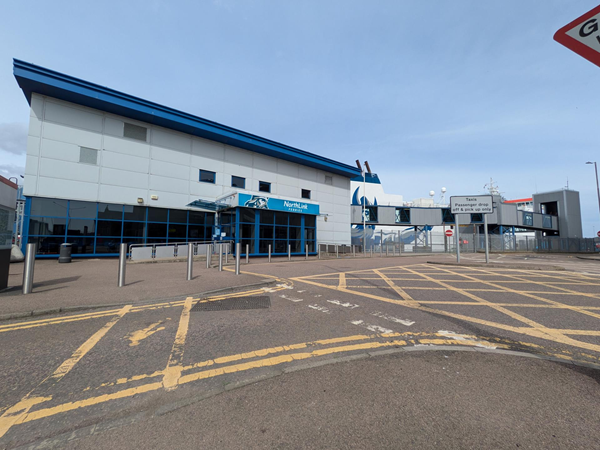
[554,4,600,68]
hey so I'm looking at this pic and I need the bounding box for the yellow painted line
[0,305,131,439]
[162,297,193,391]
[294,275,600,353]
[372,269,418,306]
[338,273,347,289]
[125,321,167,347]
[464,267,600,321]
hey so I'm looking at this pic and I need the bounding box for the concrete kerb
[16,344,600,450]
[0,278,278,322]
[426,261,566,271]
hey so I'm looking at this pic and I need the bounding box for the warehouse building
[13,59,360,257]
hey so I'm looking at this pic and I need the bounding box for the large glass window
[523,212,533,227]
[395,208,410,224]
[364,206,378,223]
[169,209,188,224]
[68,201,96,219]
[148,207,168,223]
[29,217,66,236]
[68,219,95,236]
[31,198,68,217]
[98,203,123,220]
[97,220,122,237]
[441,209,455,224]
[124,206,146,221]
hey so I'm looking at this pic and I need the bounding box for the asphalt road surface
[1,255,600,449]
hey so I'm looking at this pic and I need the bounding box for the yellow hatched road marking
[162,297,193,391]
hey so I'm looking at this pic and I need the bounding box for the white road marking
[297,290,306,293]
[280,294,303,302]
[370,311,414,327]
[350,320,393,334]
[308,304,330,313]
[277,284,294,290]
[314,295,322,298]
[437,330,497,349]
[262,288,276,293]
[327,300,359,309]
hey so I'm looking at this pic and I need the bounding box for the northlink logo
[283,201,308,210]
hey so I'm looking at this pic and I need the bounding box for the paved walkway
[0,258,274,318]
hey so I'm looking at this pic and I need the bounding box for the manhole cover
[192,296,271,312]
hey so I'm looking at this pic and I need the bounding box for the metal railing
[128,240,232,261]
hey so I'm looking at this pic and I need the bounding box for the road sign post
[554,4,600,69]
[451,196,493,264]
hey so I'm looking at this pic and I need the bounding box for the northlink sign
[450,196,493,214]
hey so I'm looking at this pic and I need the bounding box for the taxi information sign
[450,196,493,214]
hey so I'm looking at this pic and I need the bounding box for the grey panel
[155,245,176,259]
[123,123,148,141]
[79,147,98,165]
[176,244,189,258]
[411,208,442,226]
[131,246,153,261]
[196,243,211,256]
[378,206,396,224]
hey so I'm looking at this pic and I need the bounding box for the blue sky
[1,1,599,236]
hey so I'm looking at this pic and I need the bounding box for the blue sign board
[238,193,319,215]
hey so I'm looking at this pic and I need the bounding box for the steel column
[186,244,194,281]
[235,243,241,275]
[22,243,36,294]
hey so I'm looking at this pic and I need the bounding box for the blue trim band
[13,59,361,178]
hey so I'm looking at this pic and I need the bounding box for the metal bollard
[246,244,249,264]
[118,243,127,287]
[370,247,373,258]
[380,245,383,257]
[335,245,339,259]
[318,244,321,259]
[305,244,308,260]
[268,244,272,262]
[186,244,194,281]
[353,245,356,257]
[225,246,228,264]
[22,243,36,294]
[386,246,389,257]
[235,243,241,275]
[206,244,212,268]
[288,244,291,261]
[218,244,223,271]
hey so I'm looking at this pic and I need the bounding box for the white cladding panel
[23,94,353,245]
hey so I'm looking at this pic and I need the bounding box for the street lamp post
[363,167,366,253]
[586,162,600,228]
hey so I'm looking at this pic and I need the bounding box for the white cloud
[0,123,27,155]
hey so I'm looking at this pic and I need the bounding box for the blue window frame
[199,170,216,183]
[542,215,552,229]
[364,206,378,223]
[470,213,483,223]
[23,196,216,258]
[523,212,533,227]
[441,208,455,224]
[395,208,410,224]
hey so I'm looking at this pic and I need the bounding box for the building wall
[24,94,351,244]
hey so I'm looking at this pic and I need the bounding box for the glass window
[259,181,271,193]
[188,225,204,240]
[95,238,121,254]
[68,201,97,219]
[67,219,95,236]
[289,214,301,226]
[259,226,274,240]
[29,217,67,236]
[221,213,233,224]
[301,189,311,199]
[123,123,147,141]
[275,213,288,226]
[240,223,255,240]
[275,226,288,239]
[365,206,378,222]
[168,224,187,239]
[148,223,167,237]
[395,208,410,224]
[290,240,302,252]
[199,170,216,184]
[124,205,146,221]
[122,237,145,249]
[232,176,245,188]
[260,210,274,224]
[542,215,552,228]
[98,203,123,220]
[205,214,215,226]
[274,240,287,253]
[31,198,68,217]
[69,238,94,254]
[289,227,301,240]
[189,210,205,225]
[97,220,122,237]
[240,208,255,223]
[304,215,316,228]
[148,207,168,222]
[523,212,533,227]
[259,240,272,254]
[304,228,315,241]
[441,209,455,224]
[30,236,64,255]
[169,209,188,224]
[124,222,146,237]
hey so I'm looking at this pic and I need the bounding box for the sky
[1,0,599,236]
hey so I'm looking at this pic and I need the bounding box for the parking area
[1,256,600,448]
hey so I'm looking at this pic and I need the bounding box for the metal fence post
[380,244,382,257]
[268,244,272,262]
[22,243,36,294]
[246,244,249,264]
[288,244,291,261]
[218,244,223,271]
[186,244,194,281]
[206,244,212,268]
[118,243,127,287]
[235,243,241,275]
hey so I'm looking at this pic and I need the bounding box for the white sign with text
[450,196,493,214]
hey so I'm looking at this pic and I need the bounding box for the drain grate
[192,296,271,312]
